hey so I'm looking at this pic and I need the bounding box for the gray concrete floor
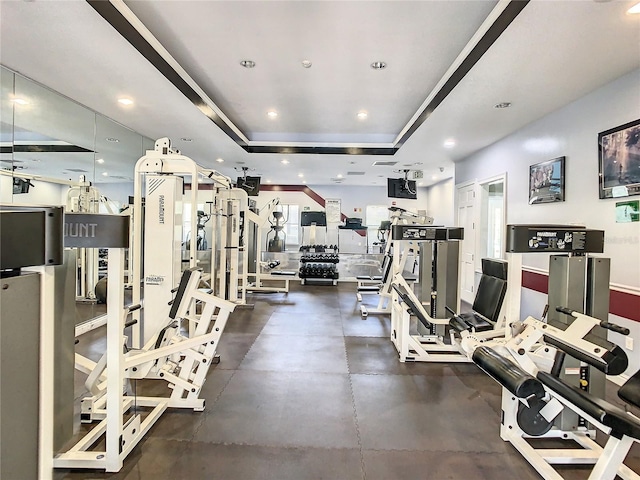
[56,283,640,479]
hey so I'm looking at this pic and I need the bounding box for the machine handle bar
[600,322,630,336]
[127,304,142,313]
[555,306,629,335]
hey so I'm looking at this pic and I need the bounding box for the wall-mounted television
[387,178,417,200]
[236,176,261,196]
[300,211,327,227]
[13,177,33,194]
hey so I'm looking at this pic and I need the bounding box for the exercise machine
[266,207,288,252]
[61,212,236,472]
[357,207,433,317]
[1,205,66,480]
[131,137,231,346]
[464,308,639,479]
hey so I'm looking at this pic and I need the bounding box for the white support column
[505,252,523,333]
[105,248,125,472]
[38,265,55,480]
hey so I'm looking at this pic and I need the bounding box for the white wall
[94,182,134,207]
[1,175,67,205]
[456,68,640,288]
[425,178,455,226]
[455,68,640,376]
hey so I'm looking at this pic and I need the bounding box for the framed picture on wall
[598,119,640,199]
[529,156,565,204]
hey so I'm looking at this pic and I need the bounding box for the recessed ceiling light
[281,159,289,164]
[240,60,256,68]
[302,181,307,184]
[118,98,133,106]
[337,174,343,178]
[11,98,29,105]
[180,137,193,142]
[96,158,105,164]
[298,173,304,178]
[627,2,640,13]
[266,179,272,184]
[267,110,278,119]
[216,158,224,163]
[370,61,387,70]
[101,172,109,177]
[418,182,424,186]
[494,102,512,109]
[106,137,119,143]
[432,175,438,180]
[301,60,312,68]
[357,111,368,120]
[443,139,456,148]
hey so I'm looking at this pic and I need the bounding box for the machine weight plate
[517,397,553,436]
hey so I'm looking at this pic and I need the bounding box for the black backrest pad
[618,369,640,410]
[472,276,507,322]
[482,258,508,280]
[168,268,198,319]
[471,259,508,322]
[472,346,545,399]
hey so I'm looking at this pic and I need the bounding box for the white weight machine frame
[463,311,639,480]
[132,137,231,347]
[66,176,101,301]
[358,208,432,317]
[62,251,236,472]
[245,198,296,293]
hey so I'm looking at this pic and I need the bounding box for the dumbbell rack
[298,245,339,286]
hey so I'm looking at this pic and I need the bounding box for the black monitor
[236,176,261,196]
[300,211,327,227]
[13,177,33,194]
[387,178,417,199]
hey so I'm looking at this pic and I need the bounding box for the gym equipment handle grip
[599,321,630,336]
[127,304,142,312]
[555,306,574,316]
[124,319,138,328]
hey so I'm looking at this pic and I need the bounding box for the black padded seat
[619,369,640,410]
[473,346,545,399]
[452,312,493,332]
[538,371,640,440]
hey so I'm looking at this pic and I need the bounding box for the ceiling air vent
[372,161,397,166]
[347,172,365,176]
[331,178,344,183]
[66,168,89,173]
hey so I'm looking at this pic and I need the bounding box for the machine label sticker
[146,274,165,285]
[159,194,165,224]
[526,229,586,251]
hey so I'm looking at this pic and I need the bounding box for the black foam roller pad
[472,346,545,399]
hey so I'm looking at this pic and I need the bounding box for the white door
[457,183,476,304]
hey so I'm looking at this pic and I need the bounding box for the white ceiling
[1,0,639,187]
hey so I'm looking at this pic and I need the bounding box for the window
[279,204,299,247]
[365,205,390,252]
[479,178,505,260]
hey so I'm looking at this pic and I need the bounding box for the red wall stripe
[522,270,640,323]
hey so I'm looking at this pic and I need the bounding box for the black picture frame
[598,119,640,199]
[529,156,565,205]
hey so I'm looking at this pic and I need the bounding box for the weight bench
[449,258,507,334]
[76,267,236,421]
[390,273,470,362]
[467,308,640,480]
